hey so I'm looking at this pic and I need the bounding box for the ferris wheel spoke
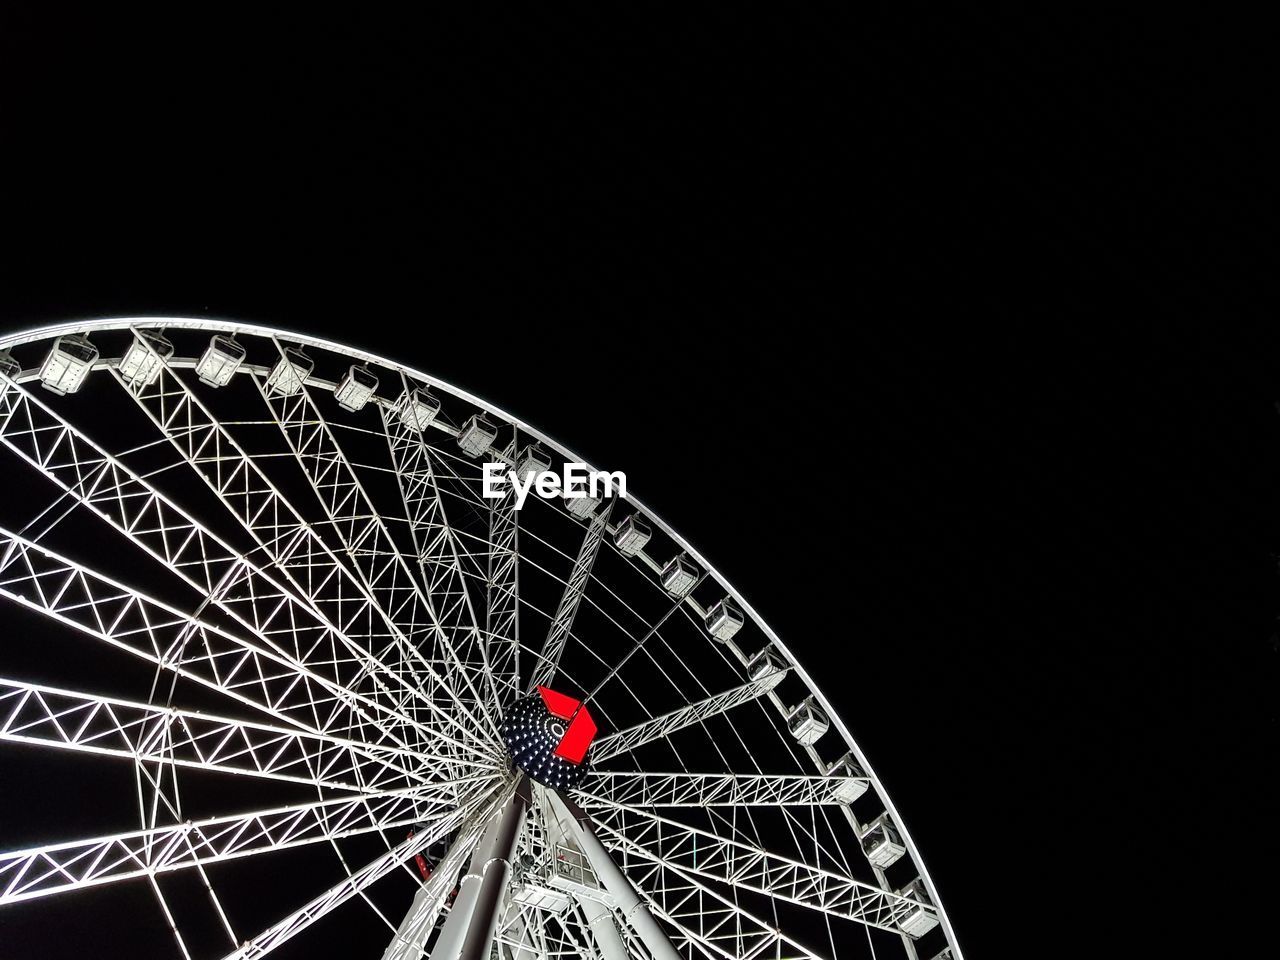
[578,772,866,809]
[0,525,491,770]
[0,382,447,749]
[589,804,929,936]
[528,502,612,694]
[254,353,431,640]
[482,439,521,710]
[546,794,816,960]
[379,389,500,724]
[0,778,488,905]
[222,787,496,960]
[628,858,831,960]
[590,671,789,764]
[95,377,497,765]
[249,357,499,745]
[110,357,494,745]
[0,677,430,794]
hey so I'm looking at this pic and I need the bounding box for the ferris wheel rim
[0,314,962,959]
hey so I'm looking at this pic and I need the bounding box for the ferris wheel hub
[499,686,597,789]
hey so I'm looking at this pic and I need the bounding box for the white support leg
[546,790,681,960]
[431,779,528,960]
[576,896,629,960]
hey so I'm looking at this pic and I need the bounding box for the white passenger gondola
[117,331,174,388]
[613,514,652,556]
[195,335,246,387]
[333,364,379,412]
[786,696,829,744]
[825,752,868,803]
[395,386,441,431]
[861,813,906,868]
[660,555,699,597]
[565,489,601,519]
[38,334,98,396]
[0,350,19,379]
[457,413,498,457]
[265,346,313,397]
[704,597,744,641]
[515,443,551,481]
[895,878,939,937]
[747,645,786,680]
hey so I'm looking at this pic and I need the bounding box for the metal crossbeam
[617,850,829,960]
[528,504,611,693]
[579,771,863,808]
[0,780,485,904]
[256,356,493,735]
[0,525,457,771]
[484,441,521,709]
[590,802,935,935]
[590,671,788,763]
[0,677,422,794]
[380,397,496,708]
[0,377,490,764]
[111,360,493,750]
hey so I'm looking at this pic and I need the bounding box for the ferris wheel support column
[432,778,528,960]
[547,791,681,960]
[576,896,629,960]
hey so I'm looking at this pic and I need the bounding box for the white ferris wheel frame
[0,317,963,960]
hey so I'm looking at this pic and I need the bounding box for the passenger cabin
[118,331,174,389]
[825,753,868,803]
[613,514,652,557]
[396,387,441,431]
[195,335,246,387]
[515,444,551,481]
[704,598,744,641]
[895,879,938,938]
[862,814,906,868]
[0,351,20,379]
[747,646,786,681]
[660,555,699,597]
[457,413,498,457]
[38,334,98,396]
[266,347,313,397]
[334,365,379,412]
[565,490,600,519]
[787,696,829,745]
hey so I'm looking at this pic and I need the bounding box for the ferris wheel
[0,319,961,960]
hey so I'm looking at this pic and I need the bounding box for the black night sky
[0,6,1275,959]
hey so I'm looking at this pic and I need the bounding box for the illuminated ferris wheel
[0,319,960,960]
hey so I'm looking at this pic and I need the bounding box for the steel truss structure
[0,320,961,960]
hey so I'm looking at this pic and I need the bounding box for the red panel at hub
[538,686,580,720]
[537,685,598,765]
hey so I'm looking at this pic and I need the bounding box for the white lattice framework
[0,319,961,960]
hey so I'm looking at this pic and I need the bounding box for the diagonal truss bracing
[591,801,935,936]
[0,677,424,794]
[106,360,495,755]
[0,778,488,904]
[579,771,864,808]
[528,502,612,694]
[253,353,496,737]
[590,671,789,763]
